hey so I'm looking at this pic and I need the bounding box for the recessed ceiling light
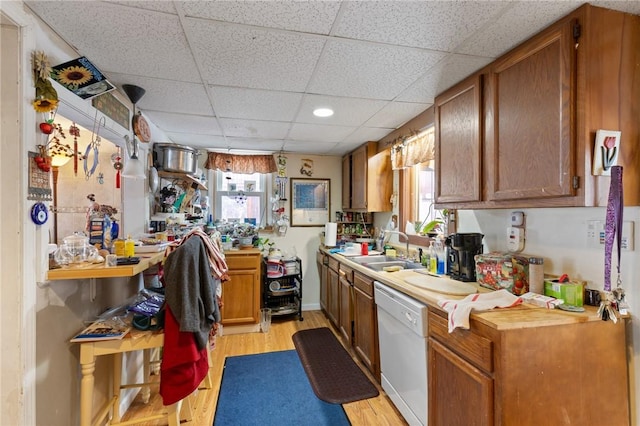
[313,108,334,118]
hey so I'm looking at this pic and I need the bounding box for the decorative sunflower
[31,50,58,113]
[55,65,93,88]
[33,98,59,113]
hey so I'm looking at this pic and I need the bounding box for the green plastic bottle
[429,241,437,274]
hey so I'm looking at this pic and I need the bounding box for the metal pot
[154,143,199,174]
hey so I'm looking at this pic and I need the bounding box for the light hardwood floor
[120,310,407,425]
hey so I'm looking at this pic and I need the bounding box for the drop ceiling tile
[181,1,341,34]
[211,87,303,121]
[143,111,222,135]
[165,133,227,149]
[308,39,448,100]
[288,122,357,143]
[342,127,394,145]
[108,1,177,14]
[218,118,291,139]
[365,102,431,129]
[397,54,492,103]
[297,95,388,126]
[26,1,200,82]
[107,73,214,115]
[224,137,286,153]
[334,1,507,51]
[282,141,341,155]
[185,17,325,91]
[456,1,583,57]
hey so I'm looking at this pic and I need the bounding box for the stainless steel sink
[347,254,395,264]
[363,260,426,271]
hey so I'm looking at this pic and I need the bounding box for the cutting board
[404,275,478,296]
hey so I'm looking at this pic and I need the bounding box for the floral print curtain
[390,127,434,170]
[204,152,277,174]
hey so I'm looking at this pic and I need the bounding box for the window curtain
[390,127,435,170]
[204,152,277,174]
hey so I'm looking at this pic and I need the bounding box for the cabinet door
[350,145,368,210]
[486,21,574,201]
[327,268,340,328]
[221,269,259,325]
[435,74,482,203]
[366,148,392,212]
[353,278,378,379]
[342,155,351,209]
[317,253,328,313]
[428,338,493,426]
[338,274,352,345]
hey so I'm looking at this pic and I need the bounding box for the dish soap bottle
[429,241,437,274]
[124,234,135,258]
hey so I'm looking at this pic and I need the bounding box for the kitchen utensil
[154,143,199,174]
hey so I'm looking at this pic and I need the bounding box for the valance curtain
[204,152,277,174]
[390,127,435,170]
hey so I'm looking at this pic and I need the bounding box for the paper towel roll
[324,222,337,247]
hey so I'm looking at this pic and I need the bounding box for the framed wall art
[290,178,330,227]
[592,129,621,176]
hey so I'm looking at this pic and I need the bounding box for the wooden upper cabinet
[350,145,368,210]
[434,4,640,209]
[435,74,483,204]
[342,155,351,210]
[343,142,392,212]
[485,18,574,202]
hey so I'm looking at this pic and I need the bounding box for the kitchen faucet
[382,230,411,260]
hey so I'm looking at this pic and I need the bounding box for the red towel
[159,306,209,406]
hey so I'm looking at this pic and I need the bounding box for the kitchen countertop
[47,251,165,281]
[321,247,608,331]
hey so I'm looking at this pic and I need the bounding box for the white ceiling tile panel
[27,2,200,83]
[334,1,508,51]
[282,141,342,155]
[365,101,431,129]
[308,39,448,100]
[397,54,492,103]
[210,87,303,121]
[164,133,227,149]
[108,1,178,14]
[185,17,326,91]
[296,95,389,126]
[143,111,222,135]
[288,123,357,143]
[456,1,584,57]
[341,127,396,145]
[224,138,287,153]
[218,118,291,139]
[107,73,214,115]
[180,1,342,34]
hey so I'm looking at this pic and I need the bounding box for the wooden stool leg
[111,353,123,423]
[166,400,182,426]
[79,359,95,426]
[141,349,151,404]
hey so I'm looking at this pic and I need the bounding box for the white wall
[458,206,639,424]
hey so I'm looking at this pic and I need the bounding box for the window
[397,126,452,245]
[213,171,270,226]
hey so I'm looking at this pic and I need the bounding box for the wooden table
[78,331,165,426]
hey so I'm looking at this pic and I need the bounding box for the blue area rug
[213,350,351,425]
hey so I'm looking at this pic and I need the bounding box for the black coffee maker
[445,233,484,282]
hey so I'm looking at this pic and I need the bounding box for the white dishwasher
[374,281,428,426]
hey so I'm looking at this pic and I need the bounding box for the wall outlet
[586,220,634,251]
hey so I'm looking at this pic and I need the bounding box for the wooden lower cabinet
[220,251,261,326]
[428,309,630,425]
[338,264,353,345]
[316,251,328,313]
[353,271,379,380]
[326,256,340,328]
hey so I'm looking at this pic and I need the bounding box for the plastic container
[528,257,544,294]
[124,235,135,258]
[113,239,125,256]
[429,241,437,274]
[260,308,272,333]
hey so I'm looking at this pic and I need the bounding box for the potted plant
[419,208,450,237]
[234,223,257,247]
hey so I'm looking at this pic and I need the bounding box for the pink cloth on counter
[438,289,523,333]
